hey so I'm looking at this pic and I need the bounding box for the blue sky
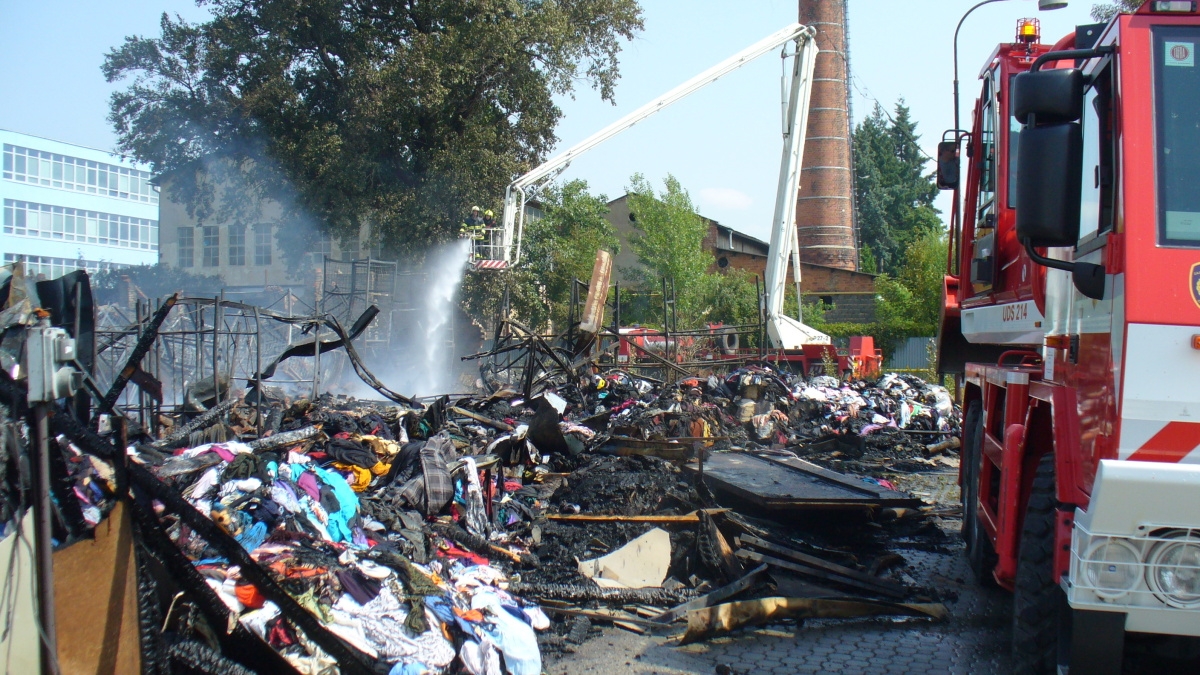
[0,0,1099,242]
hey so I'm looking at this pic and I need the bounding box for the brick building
[603,194,876,323]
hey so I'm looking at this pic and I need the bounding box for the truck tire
[720,331,739,353]
[961,401,996,584]
[1011,453,1065,674]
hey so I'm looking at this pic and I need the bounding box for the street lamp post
[953,0,1068,140]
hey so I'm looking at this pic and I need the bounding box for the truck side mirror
[1016,120,1105,300]
[1016,122,1082,247]
[1013,68,1084,124]
[936,140,959,190]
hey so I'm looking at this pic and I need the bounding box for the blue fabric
[236,521,268,552]
[311,465,359,543]
[473,590,541,675]
[424,595,478,637]
[388,661,430,675]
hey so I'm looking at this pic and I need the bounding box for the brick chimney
[797,0,857,271]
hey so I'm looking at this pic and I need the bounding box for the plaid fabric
[420,433,456,516]
[392,433,456,516]
[394,476,425,511]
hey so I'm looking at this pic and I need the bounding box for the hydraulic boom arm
[494,22,820,270]
[762,34,830,348]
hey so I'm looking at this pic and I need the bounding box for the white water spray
[416,238,472,395]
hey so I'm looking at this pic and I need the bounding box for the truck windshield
[1156,26,1200,246]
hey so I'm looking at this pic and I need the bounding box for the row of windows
[2,199,158,250]
[3,253,124,281]
[178,225,272,268]
[3,144,158,205]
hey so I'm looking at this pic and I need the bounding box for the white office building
[1,129,159,279]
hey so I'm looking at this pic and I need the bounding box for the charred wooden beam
[98,293,178,415]
[509,583,695,606]
[152,398,239,449]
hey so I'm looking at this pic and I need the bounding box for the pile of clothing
[144,403,547,675]
[571,366,958,451]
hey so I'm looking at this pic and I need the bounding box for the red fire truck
[937,3,1200,673]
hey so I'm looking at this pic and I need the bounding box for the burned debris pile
[121,357,957,671]
[7,274,961,674]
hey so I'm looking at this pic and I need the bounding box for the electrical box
[26,321,82,404]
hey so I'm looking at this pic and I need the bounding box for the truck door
[970,70,999,296]
[1071,57,1119,490]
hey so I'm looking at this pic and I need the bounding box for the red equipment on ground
[938,5,1200,673]
[614,325,882,380]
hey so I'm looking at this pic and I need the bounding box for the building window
[2,199,158,250]
[317,232,332,259]
[254,225,272,266]
[202,226,220,267]
[4,253,121,281]
[228,224,246,266]
[178,227,194,268]
[2,143,158,204]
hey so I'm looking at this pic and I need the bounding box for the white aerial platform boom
[476,22,829,348]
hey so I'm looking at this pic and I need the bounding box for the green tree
[892,228,948,334]
[858,242,878,274]
[625,173,712,325]
[699,269,761,329]
[104,0,644,260]
[521,179,620,330]
[852,101,941,276]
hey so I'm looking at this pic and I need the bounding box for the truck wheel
[1011,453,1065,674]
[961,401,996,584]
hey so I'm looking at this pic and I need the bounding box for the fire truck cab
[940,4,1200,673]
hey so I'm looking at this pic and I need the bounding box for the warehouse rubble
[3,273,962,674]
[121,340,960,671]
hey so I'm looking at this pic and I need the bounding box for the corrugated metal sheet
[886,337,935,370]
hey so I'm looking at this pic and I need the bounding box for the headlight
[1083,538,1141,599]
[1146,531,1200,609]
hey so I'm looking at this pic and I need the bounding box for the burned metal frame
[470,272,775,396]
[92,290,389,435]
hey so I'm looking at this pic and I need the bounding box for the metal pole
[254,306,263,438]
[137,300,146,428]
[312,318,322,401]
[195,304,204,399]
[614,281,620,341]
[953,1,1008,143]
[154,298,162,434]
[214,294,222,407]
[952,0,1021,265]
[32,403,59,675]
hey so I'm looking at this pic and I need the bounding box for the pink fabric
[207,445,237,462]
[296,471,321,502]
